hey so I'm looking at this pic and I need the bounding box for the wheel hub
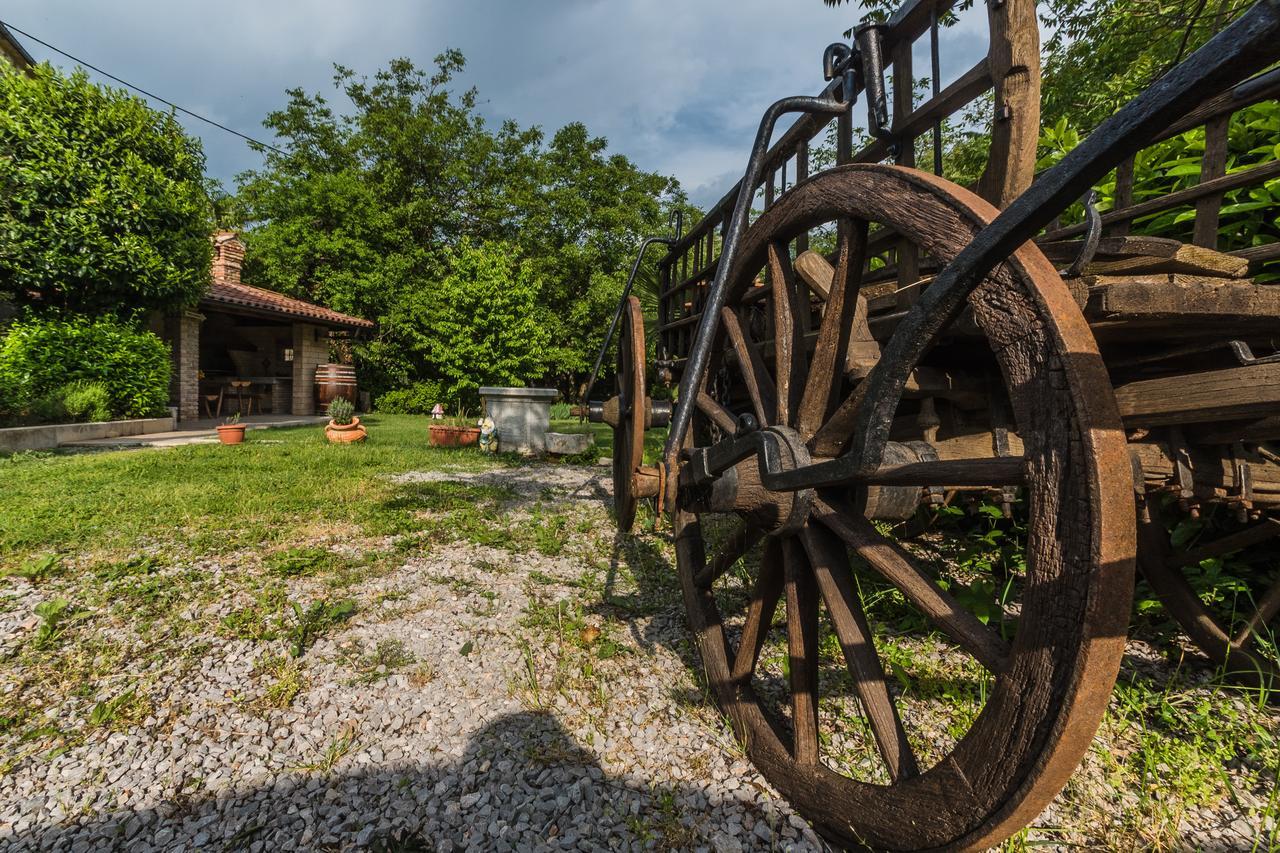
[683,425,815,536]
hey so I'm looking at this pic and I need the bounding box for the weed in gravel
[257,656,306,709]
[31,598,81,648]
[266,546,334,578]
[296,723,357,774]
[288,598,356,657]
[337,639,415,685]
[86,688,150,731]
[408,662,436,686]
[220,587,289,642]
[5,554,62,582]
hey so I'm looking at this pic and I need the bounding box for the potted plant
[324,398,367,443]
[216,413,246,445]
[428,406,481,448]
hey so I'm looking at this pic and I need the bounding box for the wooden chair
[201,386,223,419]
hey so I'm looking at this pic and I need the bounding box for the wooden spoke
[810,381,870,458]
[1232,575,1280,649]
[694,521,765,588]
[720,306,777,426]
[861,457,1027,487]
[1169,516,1280,569]
[797,219,868,439]
[768,240,804,427]
[731,539,785,683]
[783,537,821,765]
[695,390,739,436]
[813,498,1011,673]
[1139,503,1279,687]
[800,525,919,782]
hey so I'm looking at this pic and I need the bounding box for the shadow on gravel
[8,710,791,852]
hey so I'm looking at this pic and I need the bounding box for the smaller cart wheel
[1138,498,1280,690]
[612,296,647,533]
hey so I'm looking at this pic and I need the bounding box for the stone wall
[290,323,329,415]
[166,310,203,421]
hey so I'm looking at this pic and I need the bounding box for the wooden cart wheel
[1138,499,1280,690]
[613,295,647,533]
[674,165,1135,851]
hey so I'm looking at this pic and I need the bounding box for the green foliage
[0,64,211,315]
[326,397,355,425]
[1039,0,1251,134]
[31,598,79,648]
[412,240,550,408]
[1038,104,1280,277]
[59,381,113,424]
[375,381,442,414]
[0,314,171,424]
[5,554,61,583]
[233,54,683,400]
[288,598,356,657]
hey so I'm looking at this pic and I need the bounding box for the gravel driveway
[0,464,826,852]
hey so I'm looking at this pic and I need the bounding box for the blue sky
[5,1,991,208]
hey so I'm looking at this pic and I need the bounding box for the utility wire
[0,19,287,155]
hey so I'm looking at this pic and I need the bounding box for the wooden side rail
[1041,68,1280,267]
[657,0,1041,363]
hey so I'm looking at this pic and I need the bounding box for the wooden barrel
[315,363,358,408]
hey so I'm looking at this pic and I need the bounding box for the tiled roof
[203,279,374,329]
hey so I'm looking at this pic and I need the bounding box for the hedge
[0,315,171,423]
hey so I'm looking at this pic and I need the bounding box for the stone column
[167,310,203,421]
[291,323,328,415]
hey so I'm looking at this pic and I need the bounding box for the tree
[0,64,212,315]
[235,53,686,400]
[415,240,551,406]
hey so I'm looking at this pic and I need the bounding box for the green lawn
[0,414,504,569]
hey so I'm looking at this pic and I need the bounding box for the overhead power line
[0,19,286,156]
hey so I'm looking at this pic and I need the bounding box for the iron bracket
[1229,340,1280,366]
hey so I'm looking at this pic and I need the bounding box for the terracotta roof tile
[204,279,374,329]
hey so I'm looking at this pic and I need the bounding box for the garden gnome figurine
[478,417,496,452]
[430,403,444,420]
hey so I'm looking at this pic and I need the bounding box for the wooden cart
[590,0,1280,848]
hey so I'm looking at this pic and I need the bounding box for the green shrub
[549,401,571,420]
[60,381,113,423]
[327,397,355,425]
[0,64,211,315]
[0,315,171,422]
[375,381,443,415]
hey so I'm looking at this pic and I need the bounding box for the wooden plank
[1037,235,1187,261]
[1083,248,1247,278]
[1036,236,1248,277]
[1115,363,1280,426]
[793,250,881,378]
[1231,242,1280,264]
[1156,67,1280,144]
[1085,275,1280,322]
[1110,156,1136,237]
[1193,115,1231,248]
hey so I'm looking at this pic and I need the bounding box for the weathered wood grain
[1116,363,1280,426]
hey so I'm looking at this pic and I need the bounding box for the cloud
[7,0,991,208]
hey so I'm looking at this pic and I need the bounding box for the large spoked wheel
[612,296,647,533]
[1138,498,1280,690]
[674,165,1135,851]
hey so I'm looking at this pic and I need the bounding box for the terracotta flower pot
[326,416,367,443]
[429,424,481,447]
[216,424,246,445]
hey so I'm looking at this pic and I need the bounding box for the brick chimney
[211,230,245,284]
